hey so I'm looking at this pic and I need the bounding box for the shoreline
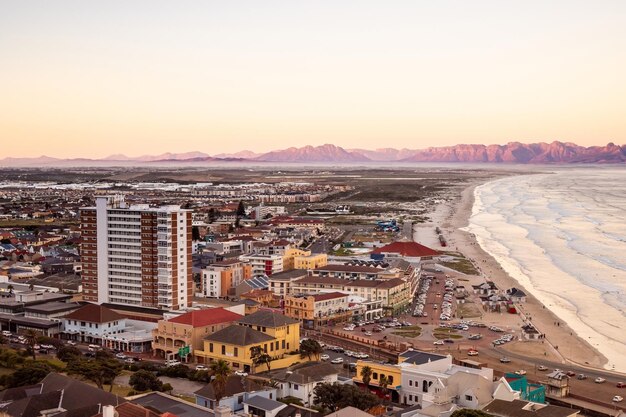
[433,175,610,371]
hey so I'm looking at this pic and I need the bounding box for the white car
[515,370,527,375]
[320,354,330,361]
[613,396,623,403]
[115,353,127,359]
[234,370,248,377]
[195,365,208,371]
[467,350,479,356]
[166,360,181,367]
[331,357,344,364]
[433,340,444,345]
[595,377,606,384]
[67,341,77,346]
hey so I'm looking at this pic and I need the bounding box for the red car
[617,382,626,388]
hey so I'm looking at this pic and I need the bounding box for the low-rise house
[507,287,528,303]
[241,289,277,307]
[268,270,308,297]
[483,399,580,417]
[194,375,276,411]
[195,310,301,373]
[259,362,339,407]
[129,391,212,417]
[152,307,242,361]
[244,395,288,417]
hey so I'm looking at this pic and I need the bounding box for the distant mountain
[1,141,624,167]
[399,141,626,163]
[214,150,262,159]
[255,144,370,162]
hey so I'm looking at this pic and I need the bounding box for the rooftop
[238,310,299,327]
[372,241,439,257]
[167,307,242,327]
[63,303,125,323]
[206,324,274,346]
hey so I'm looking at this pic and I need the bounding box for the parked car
[566,371,576,377]
[115,353,127,359]
[537,365,548,371]
[577,374,587,380]
[467,350,479,356]
[234,370,248,377]
[613,396,623,403]
[166,360,181,367]
[500,357,511,363]
[595,377,606,384]
[195,365,208,371]
[67,341,77,346]
[320,354,330,361]
[515,370,527,375]
[331,357,344,364]
[433,340,444,345]
[617,382,626,388]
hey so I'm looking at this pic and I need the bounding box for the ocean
[466,167,626,372]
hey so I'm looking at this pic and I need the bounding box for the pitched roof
[206,324,274,345]
[399,350,447,365]
[372,241,439,257]
[265,361,339,384]
[237,310,299,327]
[326,407,373,417]
[63,303,124,323]
[168,307,242,327]
[130,392,211,417]
[194,375,264,400]
[244,395,286,411]
[483,399,579,417]
[313,292,348,302]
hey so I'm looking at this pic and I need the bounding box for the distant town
[0,167,623,417]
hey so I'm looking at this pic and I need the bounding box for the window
[409,395,413,401]
[282,340,285,349]
[221,345,226,354]
[465,395,473,401]
[234,347,238,357]
[373,372,378,379]
[409,380,413,386]
[294,384,299,390]
[388,376,394,384]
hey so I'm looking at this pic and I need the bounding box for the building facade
[80,195,193,310]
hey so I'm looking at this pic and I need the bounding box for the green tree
[23,330,40,360]
[161,382,174,393]
[56,345,82,363]
[129,369,164,392]
[313,383,379,412]
[0,348,25,369]
[9,361,52,388]
[378,375,389,404]
[360,365,372,389]
[209,359,231,410]
[236,201,246,217]
[299,339,323,361]
[67,353,123,391]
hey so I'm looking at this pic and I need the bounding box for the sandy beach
[419,176,610,371]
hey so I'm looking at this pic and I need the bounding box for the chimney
[102,405,116,417]
[215,405,232,417]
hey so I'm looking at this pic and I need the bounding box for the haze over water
[467,168,626,372]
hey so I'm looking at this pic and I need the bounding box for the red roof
[372,241,439,257]
[313,292,348,302]
[63,303,124,323]
[168,307,242,327]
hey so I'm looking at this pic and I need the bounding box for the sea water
[467,167,626,372]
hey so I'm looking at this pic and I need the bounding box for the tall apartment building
[80,195,192,311]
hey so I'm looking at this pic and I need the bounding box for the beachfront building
[283,292,352,328]
[354,350,495,412]
[195,310,301,373]
[199,259,252,298]
[152,307,242,360]
[80,195,193,310]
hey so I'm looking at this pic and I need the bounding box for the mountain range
[1,141,625,167]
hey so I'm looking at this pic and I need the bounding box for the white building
[80,195,193,311]
[240,254,283,277]
[61,303,126,344]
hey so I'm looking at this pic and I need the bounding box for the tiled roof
[237,310,299,327]
[206,324,274,346]
[313,292,348,302]
[63,303,124,323]
[167,307,242,327]
[372,241,439,257]
[194,375,264,400]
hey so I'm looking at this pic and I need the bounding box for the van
[88,344,100,350]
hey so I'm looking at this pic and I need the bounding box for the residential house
[152,307,242,360]
[240,254,284,276]
[284,292,351,329]
[194,375,276,411]
[199,259,253,298]
[195,310,301,373]
[268,269,308,297]
[483,399,580,417]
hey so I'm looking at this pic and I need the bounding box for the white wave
[467,169,626,372]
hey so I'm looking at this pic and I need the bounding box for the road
[310,236,332,254]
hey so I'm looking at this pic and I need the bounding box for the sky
[1,1,625,158]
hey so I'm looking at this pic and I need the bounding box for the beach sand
[422,177,608,370]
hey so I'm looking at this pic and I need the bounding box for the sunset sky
[1,1,625,158]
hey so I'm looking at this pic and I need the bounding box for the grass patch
[392,331,421,338]
[434,327,457,333]
[433,333,463,340]
[402,326,422,331]
[440,259,479,275]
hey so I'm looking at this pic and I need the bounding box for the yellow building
[354,360,402,402]
[152,307,242,361]
[284,292,352,328]
[282,248,327,271]
[195,310,302,373]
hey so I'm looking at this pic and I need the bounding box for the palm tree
[254,351,272,372]
[360,365,372,390]
[24,329,40,360]
[210,359,231,410]
[250,346,262,373]
[379,375,390,404]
